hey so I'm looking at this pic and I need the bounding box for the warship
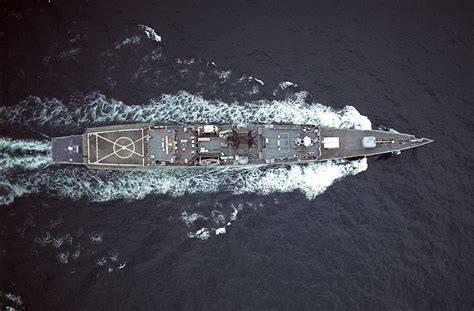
[51,123,433,170]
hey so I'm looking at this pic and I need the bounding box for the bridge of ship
[257,125,321,163]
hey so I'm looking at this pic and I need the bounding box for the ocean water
[0,1,473,310]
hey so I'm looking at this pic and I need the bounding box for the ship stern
[51,135,85,165]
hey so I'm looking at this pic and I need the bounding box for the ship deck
[51,135,84,164]
[318,128,418,160]
[52,123,432,170]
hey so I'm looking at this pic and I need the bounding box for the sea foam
[139,24,162,43]
[0,137,52,173]
[0,157,367,207]
[0,91,371,132]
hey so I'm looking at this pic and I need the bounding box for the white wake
[0,91,371,131]
[0,158,367,206]
[0,137,51,173]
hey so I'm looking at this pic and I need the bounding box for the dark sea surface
[1,1,473,310]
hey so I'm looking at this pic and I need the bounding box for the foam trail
[0,158,367,206]
[0,91,371,132]
[234,159,368,199]
[0,138,52,173]
[139,24,162,42]
[0,137,51,153]
[0,154,52,172]
[115,35,141,49]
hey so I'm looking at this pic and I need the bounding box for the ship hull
[51,123,432,170]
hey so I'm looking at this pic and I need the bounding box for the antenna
[39,133,51,140]
[41,162,53,170]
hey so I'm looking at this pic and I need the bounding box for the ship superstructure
[51,123,432,170]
